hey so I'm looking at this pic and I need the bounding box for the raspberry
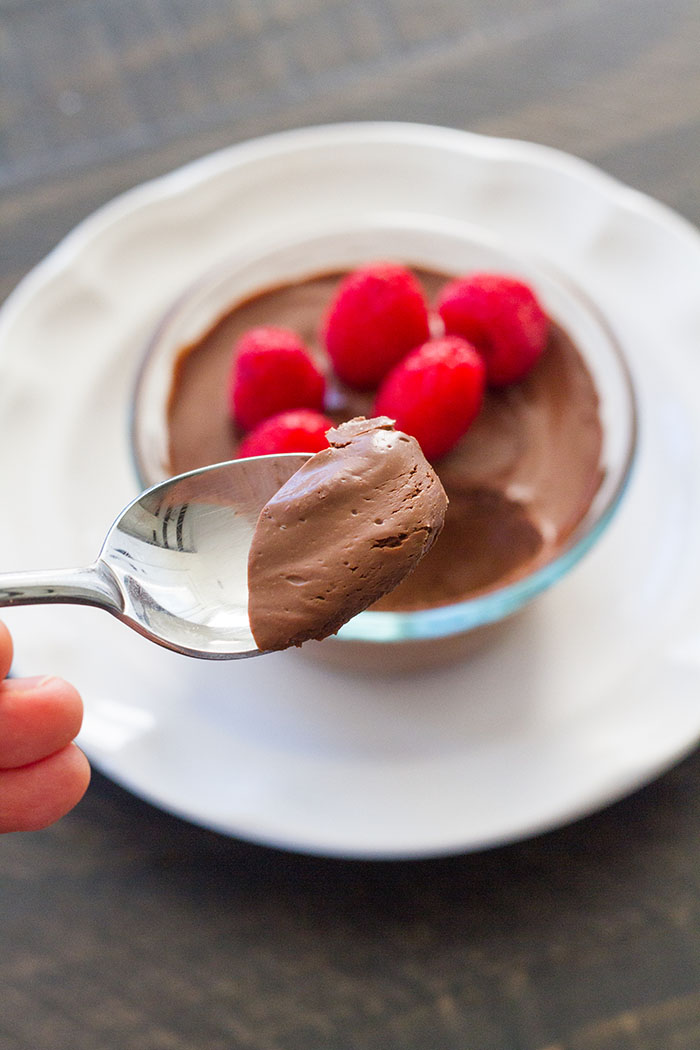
[237,409,333,458]
[229,326,325,431]
[373,336,486,461]
[322,263,430,389]
[437,274,549,386]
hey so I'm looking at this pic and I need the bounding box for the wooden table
[2,2,700,1047]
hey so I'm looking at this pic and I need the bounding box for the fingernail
[3,674,55,693]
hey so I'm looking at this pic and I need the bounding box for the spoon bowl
[0,455,309,658]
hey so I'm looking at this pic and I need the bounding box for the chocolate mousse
[247,417,447,651]
[166,269,603,609]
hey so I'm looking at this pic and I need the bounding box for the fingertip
[0,743,91,834]
[24,743,92,832]
[35,676,84,735]
[64,742,92,809]
[0,675,84,769]
[0,620,13,681]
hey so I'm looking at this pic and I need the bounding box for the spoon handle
[0,562,122,613]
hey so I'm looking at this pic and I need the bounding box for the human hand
[0,620,90,832]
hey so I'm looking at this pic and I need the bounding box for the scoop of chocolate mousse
[247,416,448,651]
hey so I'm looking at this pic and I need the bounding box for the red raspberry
[322,263,430,389]
[229,326,325,431]
[437,274,549,386]
[237,409,333,458]
[373,336,486,461]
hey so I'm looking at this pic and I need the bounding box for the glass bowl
[131,215,637,669]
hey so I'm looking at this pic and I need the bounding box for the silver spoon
[0,455,310,659]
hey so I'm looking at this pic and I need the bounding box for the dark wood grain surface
[2,2,700,1048]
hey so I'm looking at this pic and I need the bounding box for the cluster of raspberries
[230,264,550,462]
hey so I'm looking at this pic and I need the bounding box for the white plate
[2,122,700,859]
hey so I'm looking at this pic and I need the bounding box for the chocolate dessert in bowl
[131,218,637,670]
